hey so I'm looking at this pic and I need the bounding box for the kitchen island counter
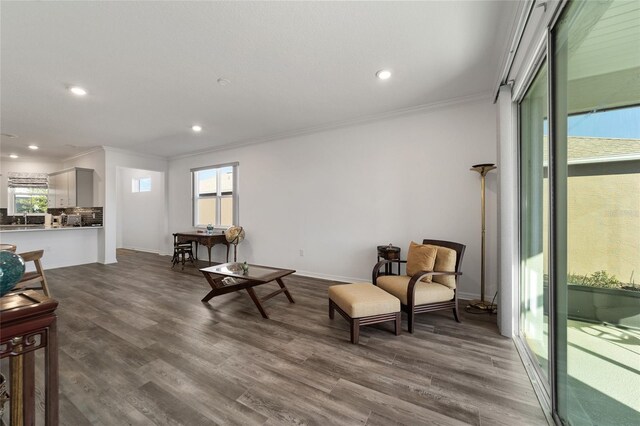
[0,226,101,269]
[0,225,103,233]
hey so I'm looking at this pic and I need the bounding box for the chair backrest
[173,233,194,249]
[16,249,51,297]
[422,239,466,273]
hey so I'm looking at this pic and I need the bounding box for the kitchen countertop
[0,225,103,233]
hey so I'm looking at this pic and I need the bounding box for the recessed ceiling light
[376,70,392,80]
[9,154,19,159]
[217,78,231,86]
[28,145,39,150]
[191,125,202,132]
[69,86,88,96]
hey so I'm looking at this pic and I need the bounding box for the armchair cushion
[429,245,457,289]
[406,241,437,282]
[377,275,455,305]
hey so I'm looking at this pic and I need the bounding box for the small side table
[0,290,59,426]
[377,245,401,275]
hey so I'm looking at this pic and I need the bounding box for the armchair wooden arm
[372,259,407,284]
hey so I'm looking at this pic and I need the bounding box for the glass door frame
[514,33,554,420]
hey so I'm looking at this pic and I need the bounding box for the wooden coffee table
[200,263,295,318]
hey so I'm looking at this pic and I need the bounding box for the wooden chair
[372,239,466,333]
[172,233,195,270]
[12,250,52,297]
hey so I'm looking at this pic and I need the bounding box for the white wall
[169,98,499,300]
[0,158,63,209]
[103,147,169,263]
[116,167,165,253]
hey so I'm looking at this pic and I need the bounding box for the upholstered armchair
[372,239,466,333]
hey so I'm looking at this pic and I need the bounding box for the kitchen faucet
[23,212,28,225]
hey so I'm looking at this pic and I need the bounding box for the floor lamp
[468,163,497,311]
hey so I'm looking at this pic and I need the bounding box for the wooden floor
[11,250,547,425]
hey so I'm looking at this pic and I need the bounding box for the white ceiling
[569,0,640,80]
[1,1,518,160]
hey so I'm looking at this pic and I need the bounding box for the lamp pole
[469,163,496,311]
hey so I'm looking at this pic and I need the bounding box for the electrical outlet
[299,249,304,257]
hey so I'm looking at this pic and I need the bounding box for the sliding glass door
[519,0,639,424]
[520,61,550,384]
[552,1,640,424]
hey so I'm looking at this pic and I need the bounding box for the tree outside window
[7,172,49,214]
[13,187,49,213]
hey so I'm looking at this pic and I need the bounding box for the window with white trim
[7,172,49,214]
[192,163,238,227]
[132,177,151,193]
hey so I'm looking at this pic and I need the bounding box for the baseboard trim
[294,270,367,284]
[119,246,160,255]
[458,291,481,300]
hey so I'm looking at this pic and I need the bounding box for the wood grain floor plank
[330,378,472,426]
[125,381,215,425]
[221,355,370,424]
[135,358,267,425]
[303,352,481,425]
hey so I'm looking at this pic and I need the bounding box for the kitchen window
[192,163,238,228]
[7,172,49,214]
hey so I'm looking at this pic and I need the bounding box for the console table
[0,290,58,425]
[175,231,230,265]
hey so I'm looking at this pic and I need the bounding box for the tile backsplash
[0,207,103,226]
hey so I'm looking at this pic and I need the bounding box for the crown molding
[171,91,493,161]
[62,146,105,163]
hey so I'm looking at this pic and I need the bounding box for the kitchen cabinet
[47,173,57,208]
[56,171,69,207]
[48,168,93,207]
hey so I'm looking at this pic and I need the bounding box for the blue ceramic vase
[0,251,25,297]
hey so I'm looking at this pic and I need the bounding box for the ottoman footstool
[328,282,401,344]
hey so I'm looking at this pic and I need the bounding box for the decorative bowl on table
[226,263,244,273]
[0,250,25,297]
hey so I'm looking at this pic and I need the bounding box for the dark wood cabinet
[1,291,58,425]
